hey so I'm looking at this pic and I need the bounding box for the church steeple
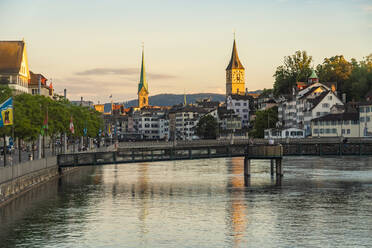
[138,49,148,94]
[226,39,244,70]
[226,38,245,96]
[138,46,149,108]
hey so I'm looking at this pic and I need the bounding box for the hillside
[125,93,224,107]
[124,91,262,107]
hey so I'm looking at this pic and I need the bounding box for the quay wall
[0,157,74,206]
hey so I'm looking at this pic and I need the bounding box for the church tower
[226,39,245,96]
[138,48,149,108]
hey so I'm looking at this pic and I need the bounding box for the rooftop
[0,41,25,73]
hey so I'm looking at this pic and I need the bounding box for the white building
[264,127,305,139]
[311,113,360,137]
[358,102,372,137]
[227,94,250,128]
[133,109,169,140]
[278,81,343,136]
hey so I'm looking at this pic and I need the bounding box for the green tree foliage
[259,88,273,98]
[0,86,103,142]
[316,55,353,96]
[273,51,313,96]
[316,54,372,101]
[250,107,278,138]
[196,115,218,139]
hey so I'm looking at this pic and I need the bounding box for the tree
[196,115,218,139]
[348,54,372,101]
[250,107,278,138]
[316,55,353,98]
[273,51,313,96]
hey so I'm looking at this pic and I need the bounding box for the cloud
[362,5,372,12]
[75,67,176,79]
[76,68,137,76]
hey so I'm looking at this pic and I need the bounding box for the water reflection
[0,157,371,248]
[227,157,246,248]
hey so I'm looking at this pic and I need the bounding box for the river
[1,156,372,248]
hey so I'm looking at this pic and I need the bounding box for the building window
[320,129,324,134]
[347,129,351,134]
[360,107,365,113]
[314,129,319,134]
[332,129,337,134]
[361,117,365,122]
[328,96,332,100]
[366,107,370,113]
[342,129,345,134]
[243,102,247,106]
[344,120,350,125]
[316,112,320,116]
[314,121,318,126]
[326,129,330,134]
[235,102,240,106]
[367,117,371,122]
[322,103,329,108]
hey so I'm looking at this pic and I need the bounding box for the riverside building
[277,71,344,136]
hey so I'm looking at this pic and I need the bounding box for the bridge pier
[270,159,274,176]
[244,157,250,178]
[275,159,283,177]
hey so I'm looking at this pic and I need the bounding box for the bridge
[57,139,372,180]
[57,144,284,180]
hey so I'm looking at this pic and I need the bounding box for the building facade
[226,94,250,128]
[311,113,360,137]
[0,40,30,93]
[278,79,344,136]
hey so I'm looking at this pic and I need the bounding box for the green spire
[138,48,148,94]
[184,90,187,106]
[309,69,318,79]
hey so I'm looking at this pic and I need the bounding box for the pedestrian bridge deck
[57,145,283,167]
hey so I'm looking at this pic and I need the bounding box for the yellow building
[0,40,31,93]
[138,49,149,108]
[94,104,104,113]
[226,39,245,96]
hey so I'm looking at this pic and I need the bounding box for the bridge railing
[247,145,283,158]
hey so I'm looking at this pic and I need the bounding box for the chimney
[342,93,346,104]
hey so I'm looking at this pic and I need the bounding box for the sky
[0,0,371,103]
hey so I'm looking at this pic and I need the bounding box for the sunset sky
[1,0,371,103]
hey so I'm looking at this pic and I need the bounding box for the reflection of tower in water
[228,157,247,248]
[137,163,150,237]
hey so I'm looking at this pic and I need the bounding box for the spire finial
[233,29,236,40]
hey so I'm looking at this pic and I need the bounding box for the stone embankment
[0,157,74,206]
[0,145,116,206]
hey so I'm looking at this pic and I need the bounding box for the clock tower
[138,48,149,108]
[226,39,245,96]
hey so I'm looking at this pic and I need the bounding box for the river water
[1,157,372,248]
